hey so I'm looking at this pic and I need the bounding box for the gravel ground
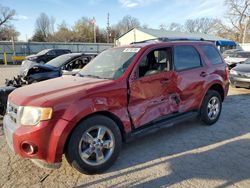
[1,65,250,188]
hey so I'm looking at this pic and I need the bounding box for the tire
[200,90,222,125]
[65,115,122,174]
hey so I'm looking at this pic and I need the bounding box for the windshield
[37,49,50,55]
[79,47,140,79]
[46,54,75,67]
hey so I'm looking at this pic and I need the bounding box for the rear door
[173,44,208,112]
[128,47,179,128]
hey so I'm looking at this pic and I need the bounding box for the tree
[225,0,250,42]
[52,21,73,42]
[33,12,54,41]
[0,4,15,26]
[115,15,141,35]
[31,30,46,42]
[184,18,221,34]
[72,17,94,42]
[0,25,19,40]
[0,4,19,41]
[160,22,184,32]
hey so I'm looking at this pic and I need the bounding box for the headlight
[20,106,53,126]
[230,69,238,75]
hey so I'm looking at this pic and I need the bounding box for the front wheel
[200,90,222,125]
[65,115,122,174]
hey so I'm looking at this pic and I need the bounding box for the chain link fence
[0,41,113,64]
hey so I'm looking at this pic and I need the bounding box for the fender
[47,88,132,162]
[199,77,228,109]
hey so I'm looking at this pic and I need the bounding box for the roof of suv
[124,40,216,49]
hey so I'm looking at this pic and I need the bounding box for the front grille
[6,102,22,126]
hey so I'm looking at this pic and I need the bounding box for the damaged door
[128,47,180,128]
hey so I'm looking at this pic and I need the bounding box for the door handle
[200,72,207,77]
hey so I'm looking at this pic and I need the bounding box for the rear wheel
[200,90,222,125]
[65,115,122,174]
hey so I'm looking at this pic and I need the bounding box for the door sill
[125,110,199,142]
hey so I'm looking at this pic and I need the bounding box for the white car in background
[224,51,250,69]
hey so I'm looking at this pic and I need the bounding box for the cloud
[185,0,226,19]
[14,15,29,20]
[119,0,160,8]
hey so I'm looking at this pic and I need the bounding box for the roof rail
[131,37,206,44]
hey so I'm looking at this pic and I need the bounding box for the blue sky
[1,0,227,41]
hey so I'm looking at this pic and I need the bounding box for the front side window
[138,48,172,78]
[79,47,139,79]
[201,45,223,65]
[174,45,201,71]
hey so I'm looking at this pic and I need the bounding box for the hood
[233,63,250,72]
[25,54,39,60]
[21,63,59,76]
[20,60,37,75]
[224,57,247,64]
[9,76,112,106]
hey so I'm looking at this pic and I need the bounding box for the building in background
[116,28,237,52]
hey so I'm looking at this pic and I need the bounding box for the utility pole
[11,36,16,64]
[92,17,96,43]
[106,13,111,43]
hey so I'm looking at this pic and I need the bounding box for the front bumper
[229,75,250,88]
[3,114,71,168]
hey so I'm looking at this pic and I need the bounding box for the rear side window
[55,49,71,55]
[201,45,223,65]
[174,46,201,71]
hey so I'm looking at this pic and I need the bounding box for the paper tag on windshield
[123,48,140,53]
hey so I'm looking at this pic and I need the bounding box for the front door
[128,47,179,128]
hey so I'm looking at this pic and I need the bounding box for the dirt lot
[1,65,250,188]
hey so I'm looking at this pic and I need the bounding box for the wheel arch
[207,83,225,101]
[64,111,126,153]
[199,82,225,110]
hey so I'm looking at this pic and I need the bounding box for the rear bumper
[3,114,73,167]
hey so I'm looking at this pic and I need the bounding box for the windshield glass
[46,54,74,67]
[37,49,50,55]
[79,47,140,79]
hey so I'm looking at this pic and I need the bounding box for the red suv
[3,40,229,174]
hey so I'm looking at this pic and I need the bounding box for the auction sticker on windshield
[123,48,141,53]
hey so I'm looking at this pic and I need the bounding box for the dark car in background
[1,53,97,116]
[22,49,72,65]
[20,53,96,83]
[230,58,250,88]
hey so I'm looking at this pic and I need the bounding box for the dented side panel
[128,71,179,128]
